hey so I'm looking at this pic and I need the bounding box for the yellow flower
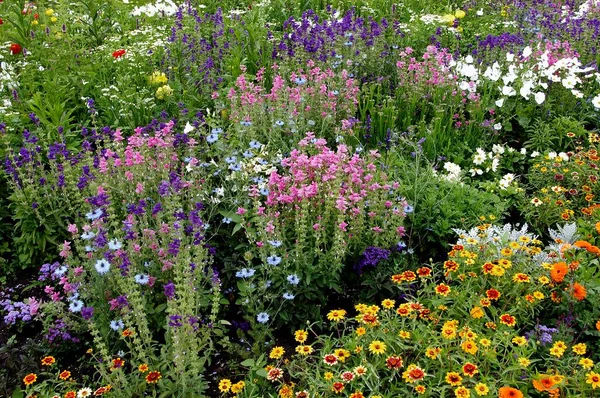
[445,372,463,386]
[470,306,484,319]
[150,71,168,85]
[381,299,395,309]
[218,379,232,393]
[355,327,366,336]
[511,336,527,346]
[586,371,600,389]
[294,330,308,343]
[45,9,54,16]
[231,381,245,393]
[327,309,347,322]
[517,357,530,367]
[442,14,456,25]
[334,349,350,362]
[270,346,285,359]
[425,347,441,359]
[32,20,39,26]
[155,85,173,100]
[368,340,386,355]
[454,386,470,397]
[461,340,478,355]
[474,383,489,396]
[455,10,466,19]
[398,330,411,339]
[539,276,550,285]
[572,343,587,355]
[324,372,334,380]
[579,358,594,369]
[295,345,313,356]
[533,291,545,300]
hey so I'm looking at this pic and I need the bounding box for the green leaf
[240,358,254,367]
[232,223,242,235]
[256,368,268,378]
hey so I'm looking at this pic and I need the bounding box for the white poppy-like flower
[502,86,516,96]
[522,46,532,58]
[495,98,505,108]
[592,94,600,109]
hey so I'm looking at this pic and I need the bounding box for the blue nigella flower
[110,319,125,331]
[287,274,300,285]
[268,240,282,248]
[256,312,269,324]
[260,187,269,196]
[294,77,307,85]
[243,150,254,158]
[229,163,242,171]
[283,292,295,300]
[108,239,122,250]
[134,274,150,285]
[249,140,262,149]
[223,217,232,224]
[206,133,219,143]
[235,268,256,278]
[404,204,414,213]
[94,259,110,275]
[81,231,96,240]
[274,120,284,127]
[69,300,84,313]
[240,121,252,127]
[225,156,237,164]
[85,208,103,221]
[267,255,282,266]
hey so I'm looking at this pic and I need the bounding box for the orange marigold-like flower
[550,262,568,283]
[146,371,161,384]
[498,386,524,398]
[41,356,56,366]
[23,373,37,386]
[435,284,451,296]
[65,392,76,398]
[385,356,403,370]
[331,382,344,394]
[570,282,587,301]
[596,320,600,331]
[574,240,591,249]
[499,314,516,327]
[59,370,71,380]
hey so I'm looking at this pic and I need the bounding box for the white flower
[502,86,516,96]
[558,152,569,161]
[531,197,543,207]
[561,75,579,89]
[531,151,540,158]
[522,46,532,58]
[494,123,502,131]
[498,173,516,189]
[484,62,502,81]
[95,259,110,275]
[469,168,483,176]
[183,122,194,134]
[548,151,558,159]
[77,388,93,398]
[495,98,505,107]
[592,94,600,109]
[520,148,527,155]
[506,53,515,62]
[491,157,500,172]
[492,144,505,154]
[534,92,546,104]
[473,148,486,165]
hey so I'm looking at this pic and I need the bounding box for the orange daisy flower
[462,362,478,376]
[435,284,451,296]
[550,262,568,282]
[570,282,587,301]
[385,356,403,370]
[498,386,523,398]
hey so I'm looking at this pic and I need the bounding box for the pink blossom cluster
[396,45,455,87]
[263,132,406,236]
[226,61,359,124]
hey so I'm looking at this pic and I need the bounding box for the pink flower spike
[236,207,247,215]
[256,241,264,247]
[338,221,348,231]
[313,223,320,230]
[396,226,406,237]
[74,267,84,276]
